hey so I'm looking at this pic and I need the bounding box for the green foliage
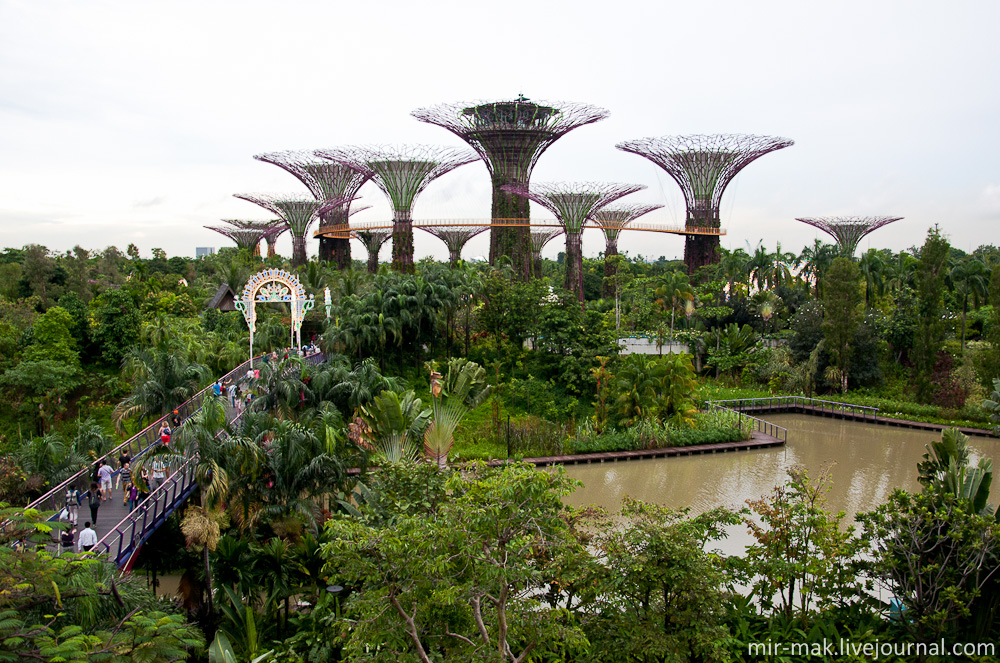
[23,306,79,365]
[859,488,1000,641]
[912,227,950,402]
[743,468,868,621]
[822,257,863,393]
[90,287,141,366]
[424,358,491,468]
[0,504,204,662]
[587,499,739,663]
[323,463,590,663]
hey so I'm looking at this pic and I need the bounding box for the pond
[563,414,1000,556]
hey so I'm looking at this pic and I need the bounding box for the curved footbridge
[29,353,325,569]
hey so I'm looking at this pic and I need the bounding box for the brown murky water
[563,415,1000,556]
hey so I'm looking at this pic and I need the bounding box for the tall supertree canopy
[419,225,489,267]
[503,182,644,301]
[315,145,478,274]
[207,219,285,256]
[795,216,903,257]
[616,134,793,274]
[234,194,335,267]
[254,151,370,268]
[412,97,609,278]
[589,203,662,297]
[529,227,564,278]
[355,229,392,274]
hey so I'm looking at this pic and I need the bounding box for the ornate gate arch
[235,268,315,360]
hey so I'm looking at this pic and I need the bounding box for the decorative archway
[235,268,315,360]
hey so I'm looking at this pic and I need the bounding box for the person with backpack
[83,482,102,525]
[64,485,80,525]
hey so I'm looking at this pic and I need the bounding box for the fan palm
[361,390,431,464]
[424,358,492,469]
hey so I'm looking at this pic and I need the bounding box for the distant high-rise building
[196,247,216,257]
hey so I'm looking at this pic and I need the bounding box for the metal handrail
[94,351,326,567]
[27,354,269,515]
[707,396,879,423]
[708,403,788,443]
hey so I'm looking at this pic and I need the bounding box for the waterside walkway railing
[708,396,879,424]
[706,401,788,443]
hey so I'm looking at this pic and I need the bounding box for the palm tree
[310,357,401,416]
[950,258,990,351]
[112,347,211,431]
[858,248,887,308]
[424,359,492,469]
[653,271,694,339]
[714,247,750,300]
[797,240,836,297]
[360,390,431,464]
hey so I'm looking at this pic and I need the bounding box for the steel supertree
[589,203,662,297]
[254,151,370,268]
[529,227,564,278]
[419,225,489,268]
[616,134,794,274]
[356,229,392,274]
[795,216,903,257]
[315,145,478,274]
[207,219,286,256]
[263,224,289,259]
[503,182,645,301]
[412,97,609,278]
[234,194,340,267]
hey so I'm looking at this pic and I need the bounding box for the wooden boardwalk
[345,431,784,476]
[732,403,995,438]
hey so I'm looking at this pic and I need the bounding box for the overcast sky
[1,0,998,263]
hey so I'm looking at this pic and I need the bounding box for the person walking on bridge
[97,461,113,501]
[82,483,101,525]
[77,522,97,553]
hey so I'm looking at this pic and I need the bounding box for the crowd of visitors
[51,346,313,553]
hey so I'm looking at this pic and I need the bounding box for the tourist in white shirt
[78,522,97,553]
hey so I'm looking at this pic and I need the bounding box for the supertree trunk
[603,239,619,298]
[318,236,335,263]
[684,234,719,275]
[367,250,379,274]
[392,215,414,274]
[448,248,461,268]
[489,184,532,279]
[564,231,585,302]
[291,235,308,267]
[333,238,351,269]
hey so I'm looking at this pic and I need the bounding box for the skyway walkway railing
[708,396,879,423]
[96,351,325,569]
[27,354,269,518]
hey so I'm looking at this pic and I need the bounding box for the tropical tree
[360,390,431,465]
[822,257,863,393]
[653,271,694,339]
[950,257,990,350]
[424,358,492,469]
[112,347,211,431]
